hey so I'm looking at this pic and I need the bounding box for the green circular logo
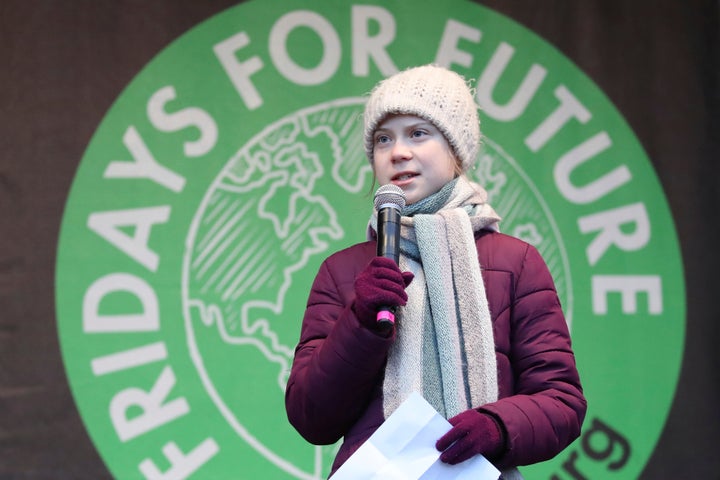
[56,1,685,478]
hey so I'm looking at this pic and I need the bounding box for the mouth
[391,172,418,182]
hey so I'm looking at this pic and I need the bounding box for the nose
[390,139,412,163]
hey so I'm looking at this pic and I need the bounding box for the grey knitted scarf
[369,176,501,418]
[369,177,524,479]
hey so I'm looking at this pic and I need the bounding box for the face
[372,114,460,205]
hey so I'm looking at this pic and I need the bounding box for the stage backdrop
[1,1,718,479]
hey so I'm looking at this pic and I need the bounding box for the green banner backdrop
[2,1,718,479]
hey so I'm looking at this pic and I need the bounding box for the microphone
[373,184,406,327]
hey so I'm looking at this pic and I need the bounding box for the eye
[411,128,427,138]
[374,133,391,145]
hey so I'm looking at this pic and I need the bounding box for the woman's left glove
[436,409,505,465]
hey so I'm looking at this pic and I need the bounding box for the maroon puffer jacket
[285,230,586,475]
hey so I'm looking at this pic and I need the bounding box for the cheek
[372,162,390,183]
[373,152,392,173]
[440,156,458,180]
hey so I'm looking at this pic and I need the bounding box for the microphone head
[374,184,406,211]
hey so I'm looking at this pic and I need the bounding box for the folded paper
[330,392,500,480]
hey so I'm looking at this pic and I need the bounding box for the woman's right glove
[353,257,414,330]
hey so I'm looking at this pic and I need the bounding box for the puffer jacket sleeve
[285,248,393,445]
[479,242,586,469]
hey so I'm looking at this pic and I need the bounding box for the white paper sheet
[330,392,500,480]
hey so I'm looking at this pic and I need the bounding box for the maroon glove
[353,257,414,330]
[436,409,505,465]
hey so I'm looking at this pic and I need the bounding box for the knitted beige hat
[363,64,481,171]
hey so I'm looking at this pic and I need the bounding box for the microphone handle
[377,206,401,261]
[376,206,402,328]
